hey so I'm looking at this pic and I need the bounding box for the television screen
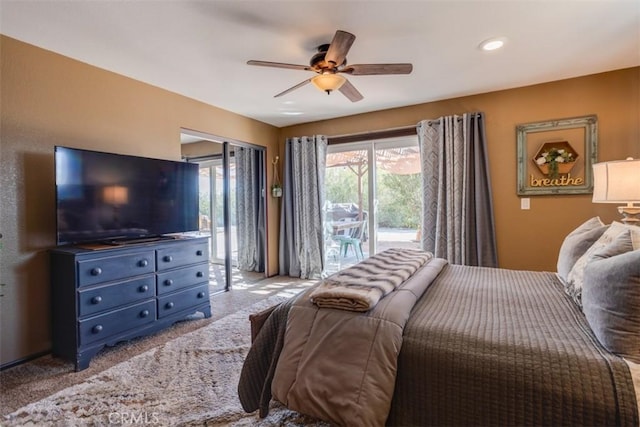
[55,146,199,245]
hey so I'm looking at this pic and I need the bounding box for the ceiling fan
[247,30,413,102]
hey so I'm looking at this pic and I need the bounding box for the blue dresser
[51,236,211,371]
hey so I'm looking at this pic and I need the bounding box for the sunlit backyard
[323,141,421,274]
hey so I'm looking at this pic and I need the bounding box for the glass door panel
[324,136,419,274]
[198,161,225,263]
[213,163,225,262]
[228,155,238,267]
[374,145,421,254]
[324,149,370,274]
[198,160,225,293]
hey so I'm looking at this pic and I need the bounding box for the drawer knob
[196,271,204,278]
[165,302,174,309]
[164,279,173,287]
[140,310,150,318]
[163,255,173,263]
[196,250,203,256]
[92,325,103,334]
[91,296,102,304]
[138,259,149,267]
[138,285,149,292]
[197,291,206,299]
[90,267,102,276]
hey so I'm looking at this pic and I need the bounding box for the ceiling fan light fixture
[311,73,346,94]
[248,30,410,102]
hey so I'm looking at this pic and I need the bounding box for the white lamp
[592,157,640,225]
[311,73,346,95]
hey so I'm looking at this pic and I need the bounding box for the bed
[238,219,640,426]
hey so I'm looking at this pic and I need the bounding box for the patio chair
[323,219,341,262]
[334,212,368,260]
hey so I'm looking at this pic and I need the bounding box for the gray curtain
[418,113,498,267]
[279,135,327,279]
[235,147,266,272]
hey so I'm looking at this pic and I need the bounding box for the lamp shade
[311,73,346,93]
[592,158,640,203]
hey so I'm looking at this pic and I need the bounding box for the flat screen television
[55,146,199,246]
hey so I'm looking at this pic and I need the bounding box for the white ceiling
[1,1,639,128]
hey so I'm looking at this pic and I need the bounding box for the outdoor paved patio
[324,227,420,275]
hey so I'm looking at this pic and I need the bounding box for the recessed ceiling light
[479,37,506,51]
[281,111,304,116]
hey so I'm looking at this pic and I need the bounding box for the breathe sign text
[530,173,584,187]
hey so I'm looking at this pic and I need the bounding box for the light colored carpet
[1,275,310,414]
[3,293,329,426]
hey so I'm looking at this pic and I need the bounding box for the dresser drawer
[78,300,156,346]
[156,241,208,271]
[156,263,208,295]
[157,284,209,318]
[77,251,155,287]
[78,276,155,317]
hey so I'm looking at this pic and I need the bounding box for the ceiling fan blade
[325,30,356,67]
[338,79,364,102]
[342,63,413,75]
[274,78,313,98]
[247,60,313,72]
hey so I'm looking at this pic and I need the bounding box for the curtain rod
[329,124,417,139]
[421,118,461,126]
[327,113,482,144]
[422,113,483,126]
[328,125,417,145]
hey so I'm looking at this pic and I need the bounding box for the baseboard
[1,349,50,371]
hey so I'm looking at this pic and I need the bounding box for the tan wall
[1,33,638,367]
[280,67,640,272]
[181,141,224,158]
[0,36,280,366]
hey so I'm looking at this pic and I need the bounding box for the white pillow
[556,217,607,284]
[582,239,640,363]
[609,221,640,250]
[566,221,640,307]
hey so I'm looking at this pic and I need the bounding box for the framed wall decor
[516,115,597,196]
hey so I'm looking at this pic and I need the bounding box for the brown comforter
[239,263,639,426]
[271,256,447,426]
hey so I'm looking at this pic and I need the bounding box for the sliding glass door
[324,136,420,273]
[182,130,266,293]
[198,159,229,264]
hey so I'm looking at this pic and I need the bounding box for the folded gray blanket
[309,248,433,311]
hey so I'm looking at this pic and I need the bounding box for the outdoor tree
[377,172,421,228]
